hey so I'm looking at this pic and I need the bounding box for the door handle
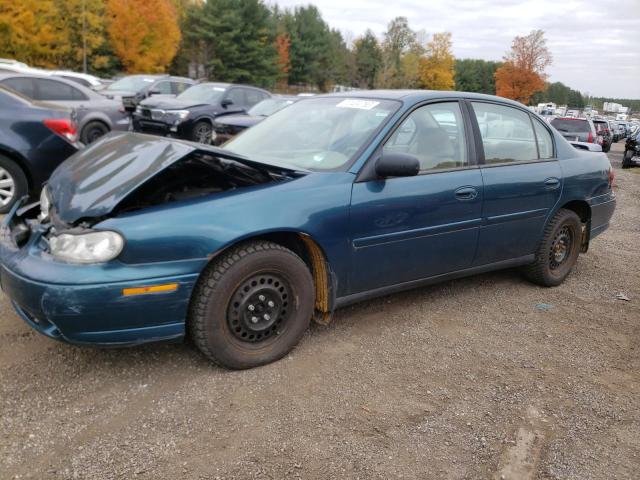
[454,186,478,201]
[544,177,561,189]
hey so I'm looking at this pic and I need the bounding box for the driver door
[349,101,483,294]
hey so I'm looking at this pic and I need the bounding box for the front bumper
[0,204,199,346]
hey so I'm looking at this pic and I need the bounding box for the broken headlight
[39,187,51,222]
[49,231,124,264]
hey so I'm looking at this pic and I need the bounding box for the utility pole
[82,0,87,73]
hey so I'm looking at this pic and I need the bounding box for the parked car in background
[101,74,195,112]
[592,119,612,152]
[622,128,640,168]
[0,91,616,369]
[0,73,130,144]
[551,117,600,145]
[133,82,271,144]
[0,86,78,212]
[50,70,105,90]
[212,95,298,145]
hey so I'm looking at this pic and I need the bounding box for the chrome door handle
[544,177,561,189]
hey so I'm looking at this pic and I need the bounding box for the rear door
[349,100,483,294]
[469,101,562,265]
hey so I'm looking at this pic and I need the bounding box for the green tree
[353,30,382,89]
[183,0,278,86]
[454,59,502,94]
[377,16,418,88]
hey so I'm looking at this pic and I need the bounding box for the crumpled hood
[47,132,278,225]
[100,89,136,99]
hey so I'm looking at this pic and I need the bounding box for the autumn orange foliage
[495,30,551,104]
[495,62,545,104]
[275,33,290,76]
[106,0,181,73]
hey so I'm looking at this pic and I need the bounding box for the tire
[622,151,632,169]
[81,121,110,144]
[189,241,315,369]
[603,143,610,153]
[523,209,582,287]
[0,155,28,214]
[191,121,213,144]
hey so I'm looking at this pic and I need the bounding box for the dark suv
[132,83,271,143]
[551,117,600,145]
[0,86,78,212]
[100,75,195,112]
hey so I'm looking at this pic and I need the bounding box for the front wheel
[81,121,110,144]
[189,241,315,369]
[523,209,582,287]
[0,155,28,214]
[622,151,633,169]
[191,121,213,144]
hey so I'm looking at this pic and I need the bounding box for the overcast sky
[271,0,640,98]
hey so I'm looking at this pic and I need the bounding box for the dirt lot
[1,141,638,480]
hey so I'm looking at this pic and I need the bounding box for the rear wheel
[81,121,110,144]
[622,151,633,169]
[523,209,581,287]
[189,241,315,369]
[191,121,213,144]
[0,155,28,214]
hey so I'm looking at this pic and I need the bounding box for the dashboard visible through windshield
[224,97,400,171]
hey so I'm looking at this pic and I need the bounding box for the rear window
[551,118,589,133]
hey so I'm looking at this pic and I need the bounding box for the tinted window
[472,102,537,163]
[59,75,92,88]
[533,119,554,159]
[384,102,467,171]
[551,118,590,133]
[2,77,36,98]
[177,83,227,103]
[35,79,79,101]
[245,89,268,107]
[153,81,172,95]
[227,89,246,107]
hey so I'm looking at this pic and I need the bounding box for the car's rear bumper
[588,192,616,240]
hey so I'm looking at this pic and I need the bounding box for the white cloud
[269,0,640,98]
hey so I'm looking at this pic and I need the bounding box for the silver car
[0,73,130,143]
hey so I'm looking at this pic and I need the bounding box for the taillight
[587,131,593,143]
[44,118,77,143]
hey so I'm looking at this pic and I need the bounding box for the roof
[319,89,529,108]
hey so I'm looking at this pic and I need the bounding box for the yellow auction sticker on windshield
[336,99,380,110]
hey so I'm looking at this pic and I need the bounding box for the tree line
[0,0,636,110]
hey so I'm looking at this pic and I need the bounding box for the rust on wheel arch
[299,234,333,325]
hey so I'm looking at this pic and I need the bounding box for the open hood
[47,132,294,224]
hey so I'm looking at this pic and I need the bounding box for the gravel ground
[1,142,638,480]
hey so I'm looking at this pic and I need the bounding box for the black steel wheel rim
[549,226,572,270]
[227,273,292,343]
[194,123,212,143]
[87,125,107,143]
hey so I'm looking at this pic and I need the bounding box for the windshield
[248,98,295,117]
[177,83,227,103]
[225,97,400,171]
[551,118,590,133]
[107,76,156,92]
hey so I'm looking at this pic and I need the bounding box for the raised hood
[47,132,287,224]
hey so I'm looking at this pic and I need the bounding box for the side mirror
[375,152,420,178]
[148,89,161,96]
[221,98,233,108]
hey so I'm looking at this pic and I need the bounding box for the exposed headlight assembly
[39,187,51,222]
[49,231,124,264]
